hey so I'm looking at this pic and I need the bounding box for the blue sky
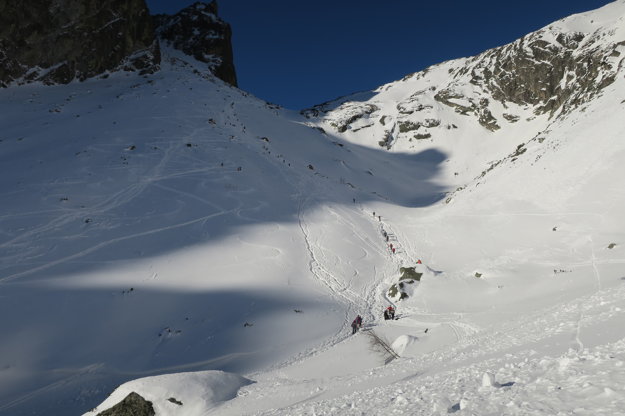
[147,0,613,109]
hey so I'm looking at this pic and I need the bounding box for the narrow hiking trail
[213,93,419,345]
[200,98,453,414]
[210,85,489,366]
[368,209,483,350]
[212,197,496,415]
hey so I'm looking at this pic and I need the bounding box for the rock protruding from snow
[465,23,622,117]
[85,371,252,416]
[96,392,155,416]
[154,1,237,86]
[387,264,435,302]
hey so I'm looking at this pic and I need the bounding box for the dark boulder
[96,392,155,416]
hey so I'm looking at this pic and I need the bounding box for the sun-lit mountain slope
[305,0,625,193]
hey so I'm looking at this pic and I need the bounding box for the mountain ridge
[305,0,624,145]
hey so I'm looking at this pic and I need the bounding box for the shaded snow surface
[84,371,252,416]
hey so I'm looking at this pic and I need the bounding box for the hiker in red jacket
[384,306,395,320]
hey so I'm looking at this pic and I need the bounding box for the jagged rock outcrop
[154,1,237,86]
[459,29,623,116]
[0,0,160,87]
[96,392,155,416]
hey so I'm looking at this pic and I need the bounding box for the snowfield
[1,2,625,415]
[85,371,252,416]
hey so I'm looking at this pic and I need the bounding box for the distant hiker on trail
[417,259,422,264]
[352,315,363,334]
[384,306,395,320]
[392,247,396,254]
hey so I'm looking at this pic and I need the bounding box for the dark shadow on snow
[0,285,336,416]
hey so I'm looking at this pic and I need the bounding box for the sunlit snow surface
[2,1,625,415]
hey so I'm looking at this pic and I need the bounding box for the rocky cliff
[0,0,160,86]
[0,1,237,87]
[153,1,237,87]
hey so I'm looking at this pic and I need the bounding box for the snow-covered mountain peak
[305,1,625,157]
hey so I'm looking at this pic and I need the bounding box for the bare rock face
[96,392,155,416]
[466,31,621,116]
[154,1,237,86]
[0,0,160,87]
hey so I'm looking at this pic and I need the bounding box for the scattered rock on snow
[167,397,183,405]
[399,267,422,281]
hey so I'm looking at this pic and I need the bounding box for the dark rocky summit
[0,0,160,86]
[154,1,237,86]
[96,392,155,416]
[0,0,237,87]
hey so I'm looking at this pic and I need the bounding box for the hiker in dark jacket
[352,315,363,334]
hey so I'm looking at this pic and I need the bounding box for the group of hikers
[347,212,415,335]
[351,306,396,334]
[378,222,397,254]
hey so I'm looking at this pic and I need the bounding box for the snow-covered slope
[305,0,625,194]
[1,2,625,416]
[0,46,444,415]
